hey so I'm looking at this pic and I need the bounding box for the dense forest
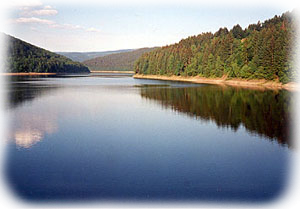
[5,34,90,74]
[83,47,157,71]
[140,85,291,146]
[135,11,297,83]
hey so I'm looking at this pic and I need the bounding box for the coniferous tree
[134,11,296,83]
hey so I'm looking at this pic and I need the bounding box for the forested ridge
[5,34,90,74]
[57,49,134,62]
[83,47,157,71]
[135,11,297,83]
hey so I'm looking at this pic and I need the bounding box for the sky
[1,0,298,52]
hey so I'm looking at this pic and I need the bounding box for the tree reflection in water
[6,76,59,148]
[140,85,292,147]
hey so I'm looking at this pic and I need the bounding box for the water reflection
[140,85,292,147]
[11,113,58,148]
[7,78,59,148]
[5,76,291,201]
[6,83,57,109]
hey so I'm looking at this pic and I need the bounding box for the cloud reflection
[10,112,58,148]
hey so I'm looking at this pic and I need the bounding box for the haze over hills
[56,49,135,62]
[135,11,295,83]
[4,34,90,74]
[83,47,157,71]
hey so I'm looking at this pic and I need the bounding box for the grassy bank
[133,74,299,91]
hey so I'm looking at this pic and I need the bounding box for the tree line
[134,11,297,83]
[5,34,90,74]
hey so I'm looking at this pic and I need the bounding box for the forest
[5,34,90,74]
[83,47,156,71]
[134,11,297,83]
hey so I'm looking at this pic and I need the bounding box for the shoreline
[90,70,134,74]
[133,74,299,91]
[0,72,57,76]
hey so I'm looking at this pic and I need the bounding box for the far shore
[90,70,134,74]
[133,74,299,91]
[0,72,57,76]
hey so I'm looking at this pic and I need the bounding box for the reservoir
[4,73,292,202]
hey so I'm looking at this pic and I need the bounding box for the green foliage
[231,24,246,39]
[240,64,252,78]
[134,11,296,84]
[5,35,90,74]
[215,56,224,77]
[83,47,157,71]
[186,57,198,76]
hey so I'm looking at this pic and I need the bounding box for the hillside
[57,49,135,62]
[5,35,90,74]
[83,47,157,71]
[135,11,296,83]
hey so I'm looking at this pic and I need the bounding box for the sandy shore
[90,70,134,74]
[0,72,57,76]
[133,74,299,91]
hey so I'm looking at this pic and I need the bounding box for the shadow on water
[139,84,292,147]
[6,76,59,109]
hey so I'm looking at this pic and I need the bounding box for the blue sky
[3,0,296,52]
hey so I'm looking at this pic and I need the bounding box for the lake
[4,73,292,202]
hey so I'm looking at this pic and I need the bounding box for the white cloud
[86,27,101,32]
[15,3,58,17]
[21,5,58,16]
[50,24,101,33]
[43,5,52,9]
[15,17,55,25]
[63,23,83,30]
[13,17,91,33]
[0,0,43,8]
[12,3,100,34]
[48,23,83,30]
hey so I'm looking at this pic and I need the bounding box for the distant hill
[56,49,135,62]
[83,47,157,71]
[4,34,90,74]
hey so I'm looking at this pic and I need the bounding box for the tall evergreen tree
[134,11,296,84]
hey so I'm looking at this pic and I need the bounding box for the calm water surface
[5,73,292,202]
